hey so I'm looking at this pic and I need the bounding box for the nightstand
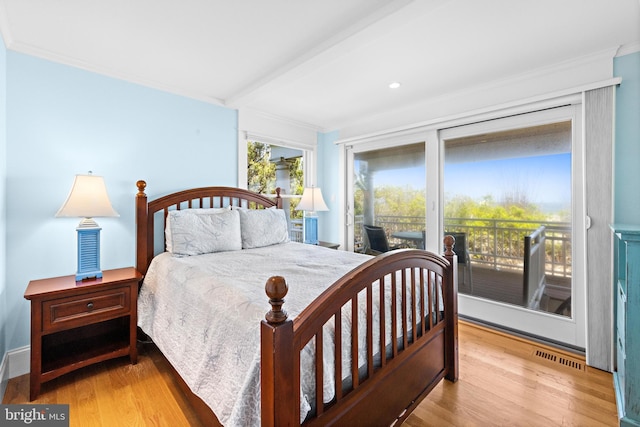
[24,267,142,401]
[319,241,340,250]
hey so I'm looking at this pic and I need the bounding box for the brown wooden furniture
[24,267,142,401]
[135,180,458,426]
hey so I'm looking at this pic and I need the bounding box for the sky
[371,152,571,208]
[445,153,571,205]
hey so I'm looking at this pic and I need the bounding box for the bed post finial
[443,234,455,257]
[136,180,147,196]
[265,276,288,324]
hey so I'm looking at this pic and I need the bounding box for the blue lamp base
[76,220,102,281]
[303,215,319,245]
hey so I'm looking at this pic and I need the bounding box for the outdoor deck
[459,263,571,315]
[290,216,573,316]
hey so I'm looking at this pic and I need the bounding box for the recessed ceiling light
[389,81,401,89]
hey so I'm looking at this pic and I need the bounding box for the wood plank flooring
[3,322,618,426]
[403,323,617,426]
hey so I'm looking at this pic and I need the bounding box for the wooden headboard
[135,180,283,276]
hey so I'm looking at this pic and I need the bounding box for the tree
[247,141,275,195]
[247,141,305,219]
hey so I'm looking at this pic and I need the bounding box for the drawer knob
[87,302,94,310]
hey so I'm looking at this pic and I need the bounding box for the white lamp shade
[56,174,119,218]
[295,187,329,212]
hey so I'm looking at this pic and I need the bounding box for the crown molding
[617,40,640,57]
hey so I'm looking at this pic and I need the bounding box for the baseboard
[0,345,30,400]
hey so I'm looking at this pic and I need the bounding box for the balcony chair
[363,225,405,255]
[445,232,473,292]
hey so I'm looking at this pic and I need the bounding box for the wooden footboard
[261,238,458,426]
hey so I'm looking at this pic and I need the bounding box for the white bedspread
[138,242,372,426]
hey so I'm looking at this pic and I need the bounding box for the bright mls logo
[0,405,69,426]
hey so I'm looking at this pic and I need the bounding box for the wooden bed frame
[135,180,459,426]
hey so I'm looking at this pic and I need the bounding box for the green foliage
[247,141,304,219]
[372,186,426,218]
[445,194,547,225]
[247,141,275,195]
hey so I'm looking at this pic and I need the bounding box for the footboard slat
[427,271,433,330]
[366,284,374,379]
[402,268,408,349]
[391,273,398,358]
[350,297,359,388]
[315,332,323,416]
[411,268,418,343]
[334,312,343,401]
[261,240,458,427]
[379,279,387,368]
[420,269,426,336]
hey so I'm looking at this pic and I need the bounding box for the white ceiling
[1,0,639,132]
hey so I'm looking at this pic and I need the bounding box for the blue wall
[0,34,7,372]
[614,51,640,225]
[317,130,340,244]
[4,52,238,351]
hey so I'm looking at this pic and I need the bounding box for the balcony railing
[354,215,572,279]
[288,215,571,280]
[289,218,303,243]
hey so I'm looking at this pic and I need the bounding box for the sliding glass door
[441,106,585,348]
[349,142,426,254]
[344,106,585,348]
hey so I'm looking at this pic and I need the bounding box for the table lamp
[56,172,119,281]
[295,187,329,245]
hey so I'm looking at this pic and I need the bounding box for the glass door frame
[438,105,586,348]
[344,131,438,253]
[344,105,585,348]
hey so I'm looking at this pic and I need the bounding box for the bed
[134,180,459,426]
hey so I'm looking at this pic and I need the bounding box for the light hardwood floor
[3,322,618,426]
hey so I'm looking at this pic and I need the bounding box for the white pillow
[238,208,290,249]
[167,208,242,256]
[165,208,228,253]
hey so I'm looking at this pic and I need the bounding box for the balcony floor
[459,264,571,315]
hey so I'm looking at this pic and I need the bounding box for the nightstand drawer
[42,287,131,333]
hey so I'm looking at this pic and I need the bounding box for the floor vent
[533,348,585,371]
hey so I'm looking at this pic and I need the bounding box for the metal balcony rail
[355,215,572,279]
[287,215,571,280]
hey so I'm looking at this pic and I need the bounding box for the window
[444,121,572,316]
[247,140,305,241]
[352,142,426,253]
